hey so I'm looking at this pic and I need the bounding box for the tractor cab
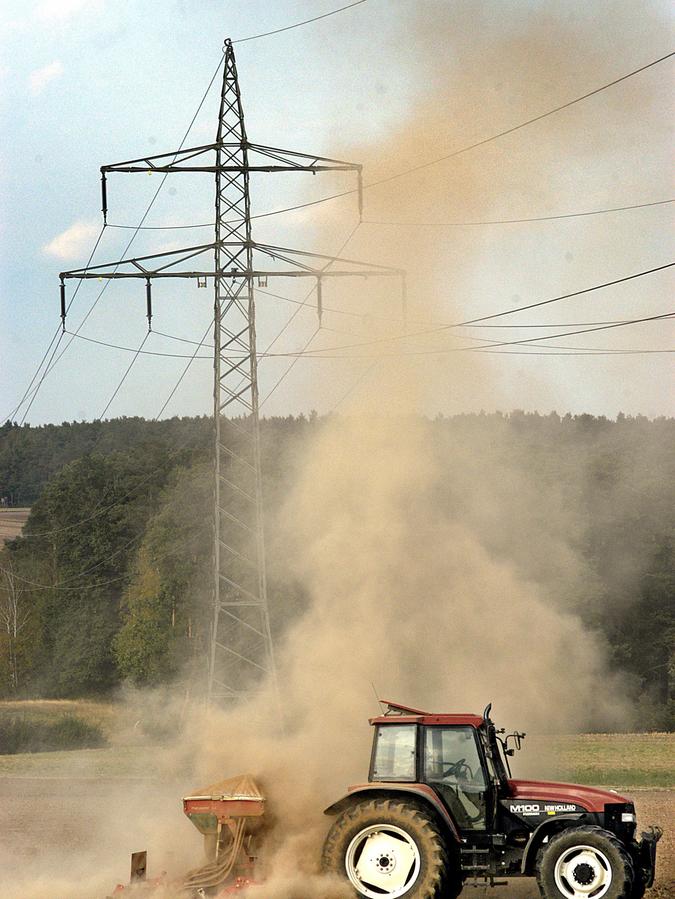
[367,701,510,835]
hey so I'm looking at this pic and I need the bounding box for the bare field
[0,506,30,543]
[0,726,671,898]
[0,709,671,896]
[0,779,670,897]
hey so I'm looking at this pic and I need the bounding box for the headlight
[621,812,636,823]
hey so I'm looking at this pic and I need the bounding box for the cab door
[423,726,489,832]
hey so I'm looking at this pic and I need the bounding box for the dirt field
[0,772,671,897]
[0,718,671,897]
[0,506,30,543]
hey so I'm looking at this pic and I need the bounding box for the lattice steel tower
[59,39,404,708]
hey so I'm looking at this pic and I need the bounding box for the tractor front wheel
[536,825,635,899]
[321,797,460,898]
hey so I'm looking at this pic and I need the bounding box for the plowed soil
[0,775,670,897]
[0,507,30,543]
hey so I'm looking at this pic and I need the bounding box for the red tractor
[321,701,661,899]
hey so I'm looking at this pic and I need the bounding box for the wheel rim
[345,824,421,898]
[553,844,614,898]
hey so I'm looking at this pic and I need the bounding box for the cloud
[29,60,64,95]
[34,0,103,22]
[43,221,99,260]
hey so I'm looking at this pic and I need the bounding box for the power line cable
[473,347,675,356]
[0,523,209,592]
[98,332,151,420]
[7,38,671,424]
[308,317,674,354]
[18,382,211,541]
[260,326,321,408]
[65,330,212,359]
[61,319,675,359]
[233,0,368,44]
[154,318,214,420]
[363,198,675,227]
[12,52,226,425]
[152,328,214,346]
[5,225,107,425]
[296,261,675,354]
[288,311,674,358]
[223,51,675,222]
[365,51,675,191]
[255,220,362,406]
[106,196,675,233]
[255,284,669,332]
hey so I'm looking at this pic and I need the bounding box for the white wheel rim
[553,844,613,898]
[345,824,421,898]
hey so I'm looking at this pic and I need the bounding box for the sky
[0,0,673,425]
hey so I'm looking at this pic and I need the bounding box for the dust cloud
[189,399,630,895]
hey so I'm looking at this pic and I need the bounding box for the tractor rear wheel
[321,797,460,898]
[536,825,634,899]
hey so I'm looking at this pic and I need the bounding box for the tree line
[0,412,672,729]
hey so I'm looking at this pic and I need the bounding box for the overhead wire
[6,225,107,425]
[362,198,675,227]
[61,317,674,358]
[66,330,212,359]
[17,371,212,541]
[9,50,226,425]
[0,523,210,592]
[98,331,151,420]
[256,219,363,407]
[278,311,674,359]
[17,319,215,541]
[364,51,675,192]
[105,197,675,233]
[232,0,368,44]
[319,318,675,355]
[293,261,675,354]
[6,30,672,540]
[255,284,668,332]
[323,311,675,411]
[154,318,214,420]
[206,51,675,224]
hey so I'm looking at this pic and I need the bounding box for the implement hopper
[182,774,265,892]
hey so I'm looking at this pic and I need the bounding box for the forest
[0,412,672,729]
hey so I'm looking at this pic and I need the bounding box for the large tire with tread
[536,825,634,899]
[321,797,460,898]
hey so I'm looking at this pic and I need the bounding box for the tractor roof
[369,700,484,728]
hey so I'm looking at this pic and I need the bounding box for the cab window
[371,725,417,781]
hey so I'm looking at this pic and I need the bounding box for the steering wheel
[442,758,474,780]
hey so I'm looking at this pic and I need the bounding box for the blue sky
[1,0,673,424]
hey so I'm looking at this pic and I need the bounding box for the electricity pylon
[59,39,405,708]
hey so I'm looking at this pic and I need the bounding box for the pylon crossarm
[101,143,219,172]
[246,143,362,172]
[59,242,216,279]
[255,242,403,275]
[100,143,362,222]
[102,143,360,174]
[61,269,401,281]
